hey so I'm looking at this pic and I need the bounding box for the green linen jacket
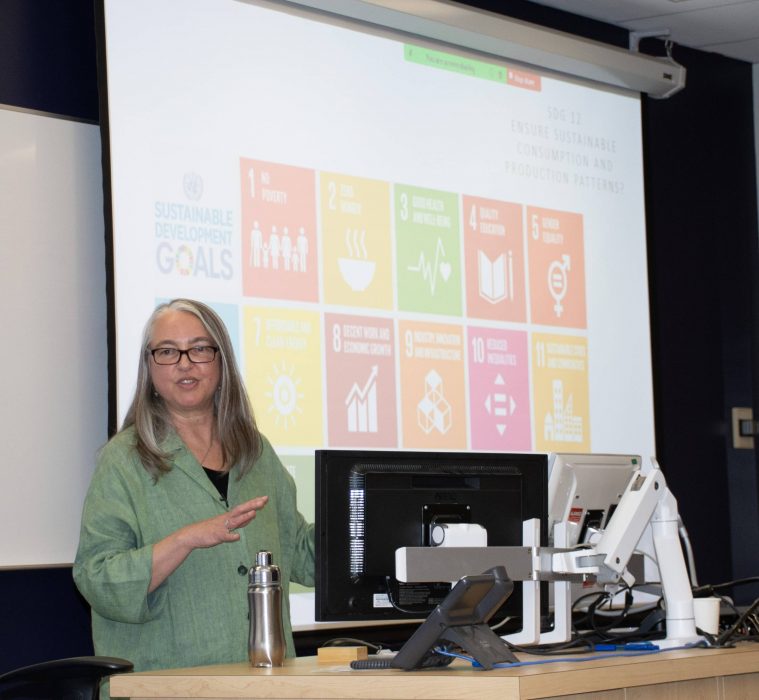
[73,427,314,679]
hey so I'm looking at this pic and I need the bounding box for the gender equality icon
[548,254,571,317]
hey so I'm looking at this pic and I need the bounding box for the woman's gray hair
[122,298,261,479]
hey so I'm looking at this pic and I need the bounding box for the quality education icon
[463,195,526,323]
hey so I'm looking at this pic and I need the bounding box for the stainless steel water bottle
[248,550,286,667]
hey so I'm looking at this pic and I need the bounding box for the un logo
[183,172,203,201]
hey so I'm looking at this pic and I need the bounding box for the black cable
[504,583,667,655]
[383,576,435,616]
[567,583,669,645]
[588,588,634,635]
[715,594,741,618]
[571,590,613,631]
[692,577,759,595]
[350,657,395,669]
[716,596,759,646]
[506,637,596,656]
[320,637,385,654]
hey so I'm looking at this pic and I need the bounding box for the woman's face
[148,309,221,420]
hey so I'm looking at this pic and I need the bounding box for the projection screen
[100,0,656,616]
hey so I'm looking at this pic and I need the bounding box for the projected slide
[103,0,656,522]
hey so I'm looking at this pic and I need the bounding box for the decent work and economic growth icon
[345,366,379,434]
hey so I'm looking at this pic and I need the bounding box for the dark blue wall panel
[0,0,98,121]
[0,568,93,674]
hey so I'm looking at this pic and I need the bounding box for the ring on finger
[224,518,232,533]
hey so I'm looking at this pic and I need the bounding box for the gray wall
[0,106,106,566]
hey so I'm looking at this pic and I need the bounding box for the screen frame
[547,452,641,547]
[98,0,655,460]
[315,448,548,622]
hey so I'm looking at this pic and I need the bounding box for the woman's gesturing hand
[149,496,269,592]
[185,496,270,549]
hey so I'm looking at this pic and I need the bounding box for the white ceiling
[528,0,759,63]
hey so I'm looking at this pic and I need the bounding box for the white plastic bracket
[503,518,541,645]
[539,521,572,643]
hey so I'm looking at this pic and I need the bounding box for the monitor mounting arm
[552,458,701,647]
[396,458,702,648]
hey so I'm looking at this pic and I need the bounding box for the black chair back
[0,656,133,699]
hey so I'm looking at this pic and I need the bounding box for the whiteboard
[0,106,107,566]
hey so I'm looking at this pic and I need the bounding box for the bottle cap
[250,550,281,586]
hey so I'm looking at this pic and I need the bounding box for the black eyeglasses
[150,346,219,365]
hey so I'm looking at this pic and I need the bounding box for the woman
[74,299,314,679]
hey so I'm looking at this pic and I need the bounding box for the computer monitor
[315,449,548,622]
[547,452,641,548]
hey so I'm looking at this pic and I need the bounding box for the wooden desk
[111,644,759,700]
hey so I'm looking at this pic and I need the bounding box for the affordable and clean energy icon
[417,369,451,434]
[265,361,303,430]
[548,254,571,317]
[408,238,451,295]
[484,373,516,436]
[338,228,376,291]
[345,366,379,433]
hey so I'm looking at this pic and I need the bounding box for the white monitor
[548,452,641,547]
